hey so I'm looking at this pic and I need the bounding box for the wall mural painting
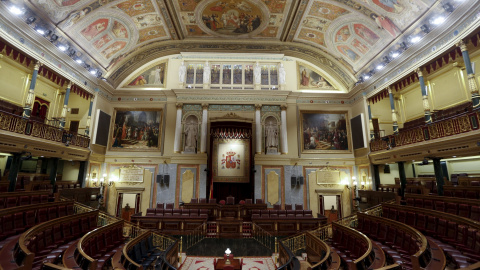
[351,38,369,55]
[133,13,163,29]
[110,109,162,151]
[337,45,359,62]
[212,138,250,183]
[126,62,167,87]
[371,14,401,38]
[101,41,127,59]
[299,28,325,46]
[116,0,155,17]
[300,111,351,153]
[201,0,263,35]
[54,0,81,6]
[298,64,336,90]
[81,18,109,41]
[308,1,349,20]
[353,23,379,46]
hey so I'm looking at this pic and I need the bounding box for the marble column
[23,61,41,118]
[85,95,94,136]
[432,158,445,196]
[59,82,72,130]
[457,40,480,109]
[416,68,432,123]
[388,87,398,134]
[173,103,183,153]
[367,100,375,140]
[254,62,261,90]
[255,104,262,154]
[201,103,208,153]
[203,61,211,89]
[280,105,288,154]
[278,63,286,90]
[179,61,186,88]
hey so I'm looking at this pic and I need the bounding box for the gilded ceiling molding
[107,40,357,89]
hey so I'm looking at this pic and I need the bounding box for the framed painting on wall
[297,63,337,91]
[109,108,163,151]
[299,111,351,153]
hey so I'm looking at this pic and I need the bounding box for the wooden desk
[215,258,241,270]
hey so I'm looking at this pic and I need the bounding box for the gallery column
[255,104,262,154]
[23,61,41,118]
[397,161,407,197]
[7,153,22,192]
[173,103,183,153]
[457,40,480,109]
[388,87,399,134]
[49,158,59,187]
[203,61,210,89]
[280,104,288,154]
[254,62,261,90]
[432,158,445,196]
[416,68,432,123]
[372,165,380,191]
[367,100,375,140]
[200,103,208,153]
[59,82,72,130]
[85,95,94,136]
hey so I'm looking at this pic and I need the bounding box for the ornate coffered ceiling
[4,0,459,89]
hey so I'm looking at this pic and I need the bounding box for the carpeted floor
[179,256,277,270]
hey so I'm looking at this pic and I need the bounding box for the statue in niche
[184,118,198,153]
[265,120,278,153]
[254,62,261,84]
[179,61,186,84]
[278,63,286,85]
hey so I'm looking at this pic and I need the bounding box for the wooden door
[69,121,79,133]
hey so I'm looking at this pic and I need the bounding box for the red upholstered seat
[62,223,74,242]
[57,205,67,217]
[209,198,217,204]
[37,208,48,223]
[416,213,427,231]
[458,204,470,218]
[278,210,286,217]
[6,197,17,208]
[199,198,207,203]
[426,216,437,235]
[295,210,303,217]
[156,209,164,216]
[18,196,30,206]
[434,201,445,212]
[387,208,397,220]
[423,200,434,210]
[226,196,235,205]
[146,208,156,216]
[0,197,4,209]
[190,209,198,217]
[444,190,454,197]
[219,200,226,205]
[40,194,48,203]
[256,199,264,204]
[156,203,164,209]
[406,198,414,206]
[273,204,281,210]
[13,212,25,234]
[245,199,253,204]
[465,191,477,199]
[294,204,303,210]
[446,202,458,215]
[286,210,295,218]
[190,198,198,203]
[52,225,63,245]
[436,219,448,239]
[71,220,81,238]
[173,209,182,216]
[397,211,406,223]
[66,204,74,215]
[454,190,465,198]
[470,206,480,221]
[284,204,292,210]
[25,210,35,229]
[164,209,172,216]
[81,217,90,234]
[182,209,190,216]
[165,203,174,209]
[377,224,388,242]
[48,206,58,220]
[414,199,424,208]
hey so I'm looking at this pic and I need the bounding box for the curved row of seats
[404,194,480,222]
[0,191,51,209]
[146,208,209,218]
[382,203,480,268]
[251,209,314,219]
[443,186,480,200]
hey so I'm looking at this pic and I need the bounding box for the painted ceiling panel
[21,0,442,87]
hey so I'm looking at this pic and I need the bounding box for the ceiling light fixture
[8,5,25,15]
[89,69,97,75]
[442,3,454,12]
[364,75,370,80]
[410,36,421,43]
[376,64,384,70]
[391,51,400,58]
[75,58,83,64]
[58,44,68,51]
[25,17,36,24]
[50,34,58,42]
[35,28,45,35]
[431,16,446,25]
[420,24,430,33]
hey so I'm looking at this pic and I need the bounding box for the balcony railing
[370,109,480,152]
[0,110,90,148]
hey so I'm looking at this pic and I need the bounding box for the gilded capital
[176,103,183,109]
[387,86,392,94]
[415,68,423,77]
[456,39,468,52]
[255,104,262,110]
[202,103,209,110]
[67,81,73,89]
[280,104,287,111]
[34,61,42,70]
[90,95,95,101]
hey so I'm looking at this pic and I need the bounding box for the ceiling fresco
[21,0,441,87]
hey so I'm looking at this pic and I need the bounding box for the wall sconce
[360,181,366,190]
[341,178,350,189]
[352,176,357,189]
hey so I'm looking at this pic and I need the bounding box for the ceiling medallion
[196,0,269,37]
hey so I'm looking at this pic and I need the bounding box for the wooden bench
[0,191,51,209]
[458,176,480,186]
[331,222,375,270]
[443,186,480,200]
[305,231,341,270]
